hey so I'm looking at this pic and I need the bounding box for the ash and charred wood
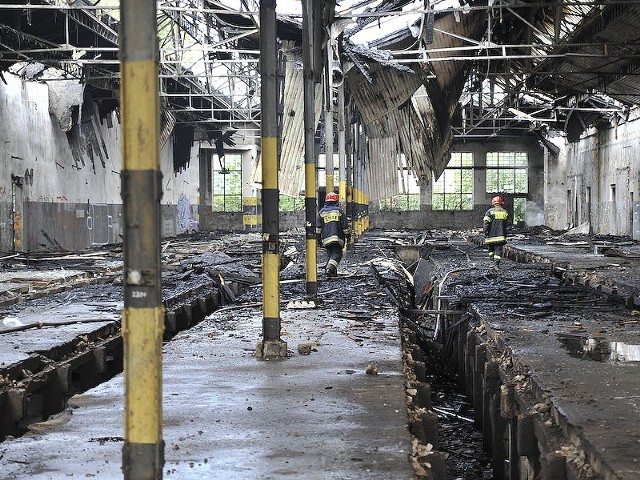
[343,48,372,82]
[0,318,118,335]
[401,308,466,316]
[432,406,475,423]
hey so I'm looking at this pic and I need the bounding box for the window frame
[432,152,474,211]
[486,151,528,194]
[279,194,305,212]
[212,152,243,212]
[379,154,421,212]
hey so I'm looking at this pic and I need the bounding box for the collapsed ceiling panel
[345,63,426,126]
[2,0,640,190]
[366,136,401,203]
[269,42,322,197]
[343,6,485,181]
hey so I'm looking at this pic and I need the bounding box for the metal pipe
[0,57,261,65]
[119,1,164,479]
[165,108,259,112]
[353,123,362,237]
[302,0,318,298]
[324,73,334,194]
[337,80,347,206]
[257,0,286,360]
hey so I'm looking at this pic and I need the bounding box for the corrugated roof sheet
[346,63,425,126]
[343,10,484,189]
[252,42,323,196]
[278,44,323,197]
[366,136,400,202]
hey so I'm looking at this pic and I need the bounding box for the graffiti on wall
[177,193,198,234]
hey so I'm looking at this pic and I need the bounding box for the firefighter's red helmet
[491,195,504,205]
[325,192,339,203]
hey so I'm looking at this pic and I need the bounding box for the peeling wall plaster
[0,70,201,252]
[47,77,85,132]
[545,108,640,237]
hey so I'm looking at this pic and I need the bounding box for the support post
[337,79,346,205]
[198,148,212,228]
[346,121,354,234]
[302,0,318,298]
[257,0,286,360]
[354,124,363,237]
[120,1,164,478]
[361,135,369,231]
[324,29,334,194]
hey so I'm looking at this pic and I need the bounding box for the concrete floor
[1,228,640,479]
[0,260,416,479]
[458,233,640,478]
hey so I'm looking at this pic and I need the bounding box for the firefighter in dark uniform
[483,195,509,269]
[317,192,350,277]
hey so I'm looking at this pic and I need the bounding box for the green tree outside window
[213,153,242,212]
[432,152,474,210]
[486,152,528,194]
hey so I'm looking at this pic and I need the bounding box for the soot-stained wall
[371,136,545,230]
[545,109,640,239]
[0,70,200,252]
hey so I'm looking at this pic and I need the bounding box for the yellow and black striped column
[242,195,261,229]
[119,1,164,478]
[302,0,318,297]
[361,145,369,233]
[345,121,354,236]
[257,0,286,359]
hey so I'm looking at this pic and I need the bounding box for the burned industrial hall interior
[1,0,640,479]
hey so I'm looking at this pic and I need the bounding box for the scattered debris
[365,362,378,375]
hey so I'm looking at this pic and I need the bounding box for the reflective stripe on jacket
[483,205,508,244]
[316,202,350,247]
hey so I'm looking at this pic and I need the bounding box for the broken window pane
[486,151,528,194]
[432,152,473,211]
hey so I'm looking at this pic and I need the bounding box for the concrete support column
[473,147,488,206]
[419,178,432,210]
[10,179,23,252]
[119,1,165,478]
[198,148,212,222]
[256,0,286,359]
[302,0,318,298]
